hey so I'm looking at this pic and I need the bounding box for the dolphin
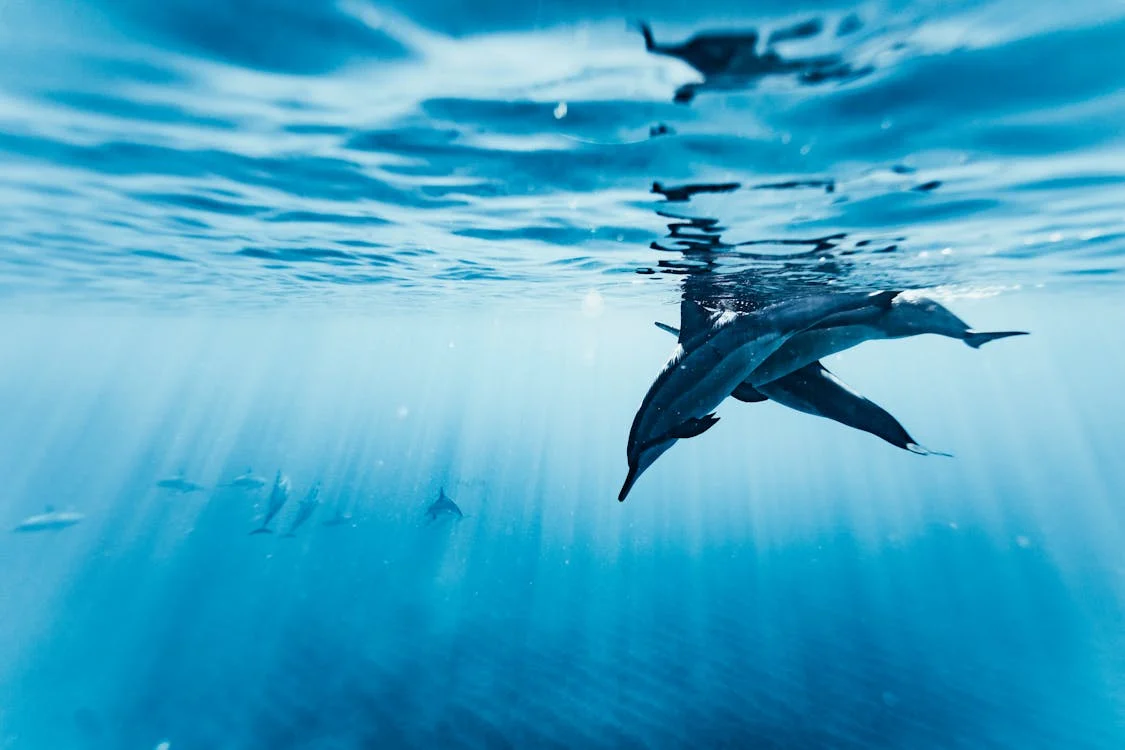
[282,482,320,538]
[322,506,354,527]
[620,290,900,501]
[250,471,291,535]
[12,506,85,532]
[655,321,949,455]
[749,295,1028,387]
[425,488,464,521]
[156,473,205,493]
[221,468,268,491]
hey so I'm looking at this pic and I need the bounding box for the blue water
[2,0,1125,747]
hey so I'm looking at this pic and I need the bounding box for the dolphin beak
[618,464,640,502]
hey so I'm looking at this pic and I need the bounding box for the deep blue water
[2,0,1125,748]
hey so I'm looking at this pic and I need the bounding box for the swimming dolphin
[282,483,320,538]
[322,506,354,527]
[12,506,85,532]
[655,321,947,455]
[222,468,268,490]
[749,294,1028,386]
[250,471,291,535]
[156,473,205,493]
[620,290,900,501]
[425,488,464,521]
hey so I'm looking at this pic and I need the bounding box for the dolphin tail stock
[963,330,1028,349]
[905,443,954,458]
[249,527,273,535]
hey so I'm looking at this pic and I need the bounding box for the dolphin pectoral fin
[668,414,720,439]
[963,330,1028,349]
[731,383,768,403]
[249,527,273,535]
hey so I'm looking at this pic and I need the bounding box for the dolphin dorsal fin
[678,299,711,342]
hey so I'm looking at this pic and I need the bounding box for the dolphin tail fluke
[906,443,954,458]
[963,330,1028,349]
[249,527,273,535]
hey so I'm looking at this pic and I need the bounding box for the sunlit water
[1,0,1124,748]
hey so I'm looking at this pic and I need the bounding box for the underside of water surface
[1,0,1124,748]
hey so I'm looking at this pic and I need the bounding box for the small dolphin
[425,488,464,521]
[282,483,320,538]
[250,471,291,535]
[222,468,267,491]
[637,21,762,77]
[655,321,946,455]
[620,290,900,501]
[156,472,205,493]
[13,506,85,532]
[322,506,354,527]
[749,295,1028,386]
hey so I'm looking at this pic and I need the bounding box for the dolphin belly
[751,324,882,385]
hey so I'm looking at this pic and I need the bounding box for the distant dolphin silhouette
[282,483,320,538]
[322,505,354,527]
[425,488,464,521]
[749,294,1028,386]
[620,290,900,501]
[656,321,948,456]
[12,505,85,532]
[156,473,205,493]
[250,471,290,535]
[222,468,267,490]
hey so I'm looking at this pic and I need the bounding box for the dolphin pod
[620,290,900,501]
[620,291,1027,501]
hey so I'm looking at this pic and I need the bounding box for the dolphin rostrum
[425,488,464,521]
[282,482,320,538]
[749,294,1028,387]
[12,506,85,532]
[156,472,205,493]
[250,471,291,535]
[620,290,900,501]
[655,321,949,456]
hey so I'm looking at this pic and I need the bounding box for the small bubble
[1016,535,1031,548]
[396,405,410,419]
[800,144,812,155]
[949,522,958,530]
[781,133,792,144]
[448,341,455,349]
[880,119,892,130]
[553,102,568,119]
[1048,232,1063,243]
[940,247,953,256]
[918,251,930,259]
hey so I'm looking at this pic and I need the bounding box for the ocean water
[2,0,1125,747]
